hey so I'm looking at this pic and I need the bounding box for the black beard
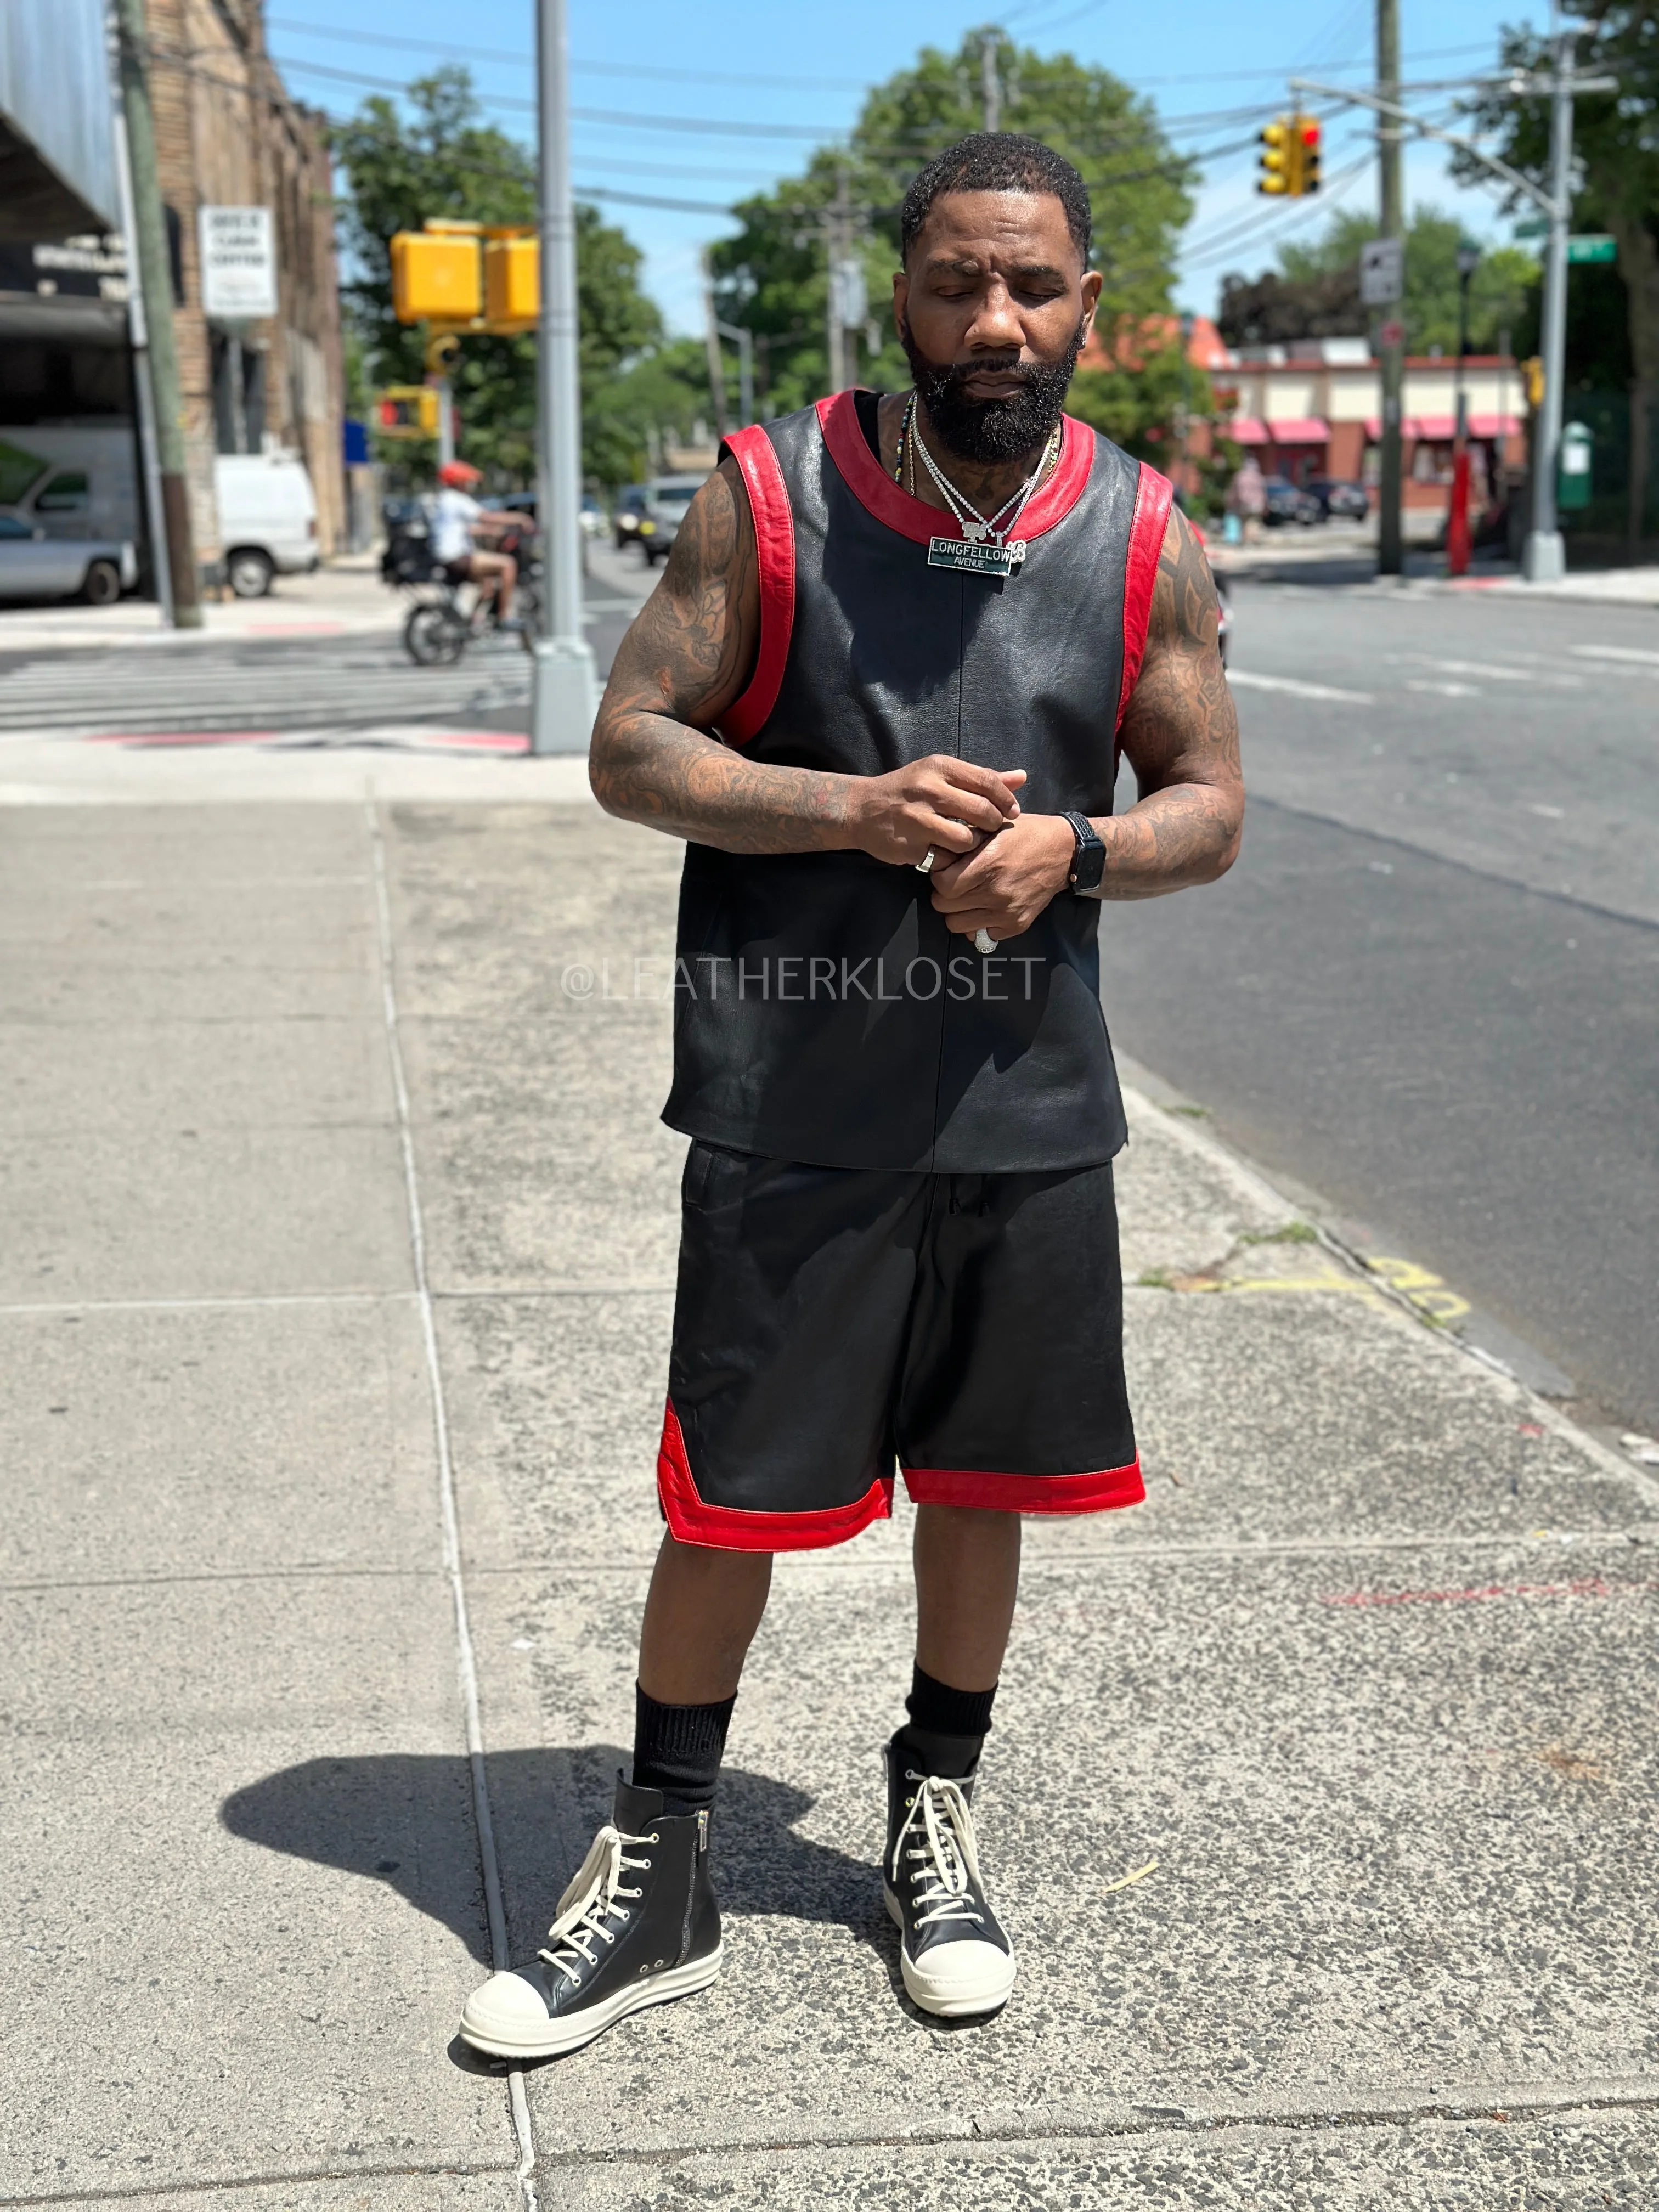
[899,315,1086,466]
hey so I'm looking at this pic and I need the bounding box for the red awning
[1263,417,1329,443]
[1230,417,1270,444]
[1469,413,1521,438]
[1409,415,1457,442]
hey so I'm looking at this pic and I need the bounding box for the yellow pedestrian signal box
[485,235,540,328]
[391,231,481,324]
[376,386,441,438]
[1258,119,1294,195]
[1297,116,1322,194]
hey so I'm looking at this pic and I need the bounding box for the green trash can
[1558,420,1594,513]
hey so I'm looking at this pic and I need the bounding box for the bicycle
[386,518,542,667]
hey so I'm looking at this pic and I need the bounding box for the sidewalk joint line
[0,1291,415,1318]
[0,2156,514,2207]
[367,800,539,2212]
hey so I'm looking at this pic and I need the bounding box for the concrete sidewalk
[3,769,1657,2210]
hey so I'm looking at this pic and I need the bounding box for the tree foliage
[709,27,1194,417]
[330,68,676,484]
[1457,4,1659,401]
[1218,207,1537,354]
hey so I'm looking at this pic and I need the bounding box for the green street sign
[1514,218,1548,240]
[1567,234,1617,263]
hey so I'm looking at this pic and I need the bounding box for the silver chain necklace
[903,394,1060,579]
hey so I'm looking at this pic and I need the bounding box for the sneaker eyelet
[650,1831,660,1842]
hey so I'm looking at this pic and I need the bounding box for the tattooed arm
[927,506,1243,940]
[589,455,1022,859]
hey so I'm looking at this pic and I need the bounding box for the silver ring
[915,848,936,876]
[973,928,996,955]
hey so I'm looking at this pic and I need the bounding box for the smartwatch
[1061,810,1105,893]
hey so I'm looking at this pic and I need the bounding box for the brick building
[145,0,345,571]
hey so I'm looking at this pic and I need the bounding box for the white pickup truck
[0,512,136,603]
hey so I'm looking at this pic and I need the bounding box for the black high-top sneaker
[882,1736,1016,2018]
[459,1778,721,2060]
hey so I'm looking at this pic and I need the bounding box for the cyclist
[432,459,518,627]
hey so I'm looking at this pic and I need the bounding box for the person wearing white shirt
[432,459,517,623]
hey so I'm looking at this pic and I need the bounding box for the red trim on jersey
[657,1398,895,1551]
[816,388,1094,549]
[1114,462,1175,731]
[901,1457,1145,1515]
[716,426,796,746]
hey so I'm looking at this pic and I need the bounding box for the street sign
[1359,238,1404,307]
[1514,217,1548,240]
[1379,318,1404,348]
[198,206,277,320]
[1566,234,1617,264]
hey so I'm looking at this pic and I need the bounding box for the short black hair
[900,133,1092,267]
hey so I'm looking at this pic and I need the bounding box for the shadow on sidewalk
[220,1746,883,1970]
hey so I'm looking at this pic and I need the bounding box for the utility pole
[1523,12,1576,583]
[981,33,1001,133]
[716,320,755,429]
[109,97,172,624]
[701,247,728,439]
[825,165,851,397]
[1375,0,1404,578]
[531,0,596,754]
[112,0,200,625]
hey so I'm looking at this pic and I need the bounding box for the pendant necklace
[895,391,1060,580]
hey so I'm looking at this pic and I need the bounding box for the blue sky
[266,0,1548,334]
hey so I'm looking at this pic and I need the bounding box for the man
[430,458,518,623]
[460,132,1242,2061]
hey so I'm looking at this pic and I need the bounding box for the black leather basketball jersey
[661,389,1173,1173]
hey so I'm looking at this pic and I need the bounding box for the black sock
[631,1683,736,1816]
[897,1662,997,1781]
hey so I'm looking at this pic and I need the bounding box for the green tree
[710,26,1194,416]
[331,67,669,485]
[1219,206,1536,354]
[1458,4,1659,542]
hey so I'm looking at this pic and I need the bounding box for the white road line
[1227,670,1375,704]
[1419,657,1582,686]
[1407,679,1480,697]
[1571,643,1659,667]
[367,804,540,2212]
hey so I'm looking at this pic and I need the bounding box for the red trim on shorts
[815,388,1095,549]
[901,1458,1145,1514]
[657,1398,895,1552]
[716,426,795,746]
[1115,462,1175,731]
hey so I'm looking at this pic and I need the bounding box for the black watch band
[1062,810,1105,893]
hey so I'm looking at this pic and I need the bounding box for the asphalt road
[0,548,651,740]
[1104,579,1659,1436]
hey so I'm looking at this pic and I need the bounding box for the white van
[0,426,140,545]
[213,452,319,597]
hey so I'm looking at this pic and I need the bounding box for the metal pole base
[529,636,598,755]
[1521,529,1566,583]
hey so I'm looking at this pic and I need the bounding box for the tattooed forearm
[1085,506,1244,899]
[590,456,869,855]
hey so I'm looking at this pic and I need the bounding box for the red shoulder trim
[816,388,1094,548]
[716,426,795,747]
[1115,462,1175,731]
[657,1399,894,1552]
[901,1457,1144,1515]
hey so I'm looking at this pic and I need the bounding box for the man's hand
[847,758,1024,867]
[928,812,1076,941]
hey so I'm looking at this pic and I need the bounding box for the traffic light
[484,235,539,329]
[1258,117,1293,195]
[390,230,481,324]
[1296,115,1322,194]
[376,386,440,438]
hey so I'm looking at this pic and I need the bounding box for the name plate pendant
[927,534,1027,579]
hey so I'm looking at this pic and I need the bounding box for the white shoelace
[891,1771,987,1932]
[537,1823,653,1985]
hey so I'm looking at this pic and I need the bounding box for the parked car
[614,473,706,564]
[1262,476,1322,527]
[214,452,319,597]
[0,512,136,603]
[1304,476,1370,521]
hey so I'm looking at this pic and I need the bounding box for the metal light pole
[981,34,1002,133]
[530,0,596,754]
[716,321,755,428]
[1375,0,1404,577]
[1523,16,1576,583]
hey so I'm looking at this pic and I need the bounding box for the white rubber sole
[884,1889,1017,2018]
[458,1943,723,2060]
